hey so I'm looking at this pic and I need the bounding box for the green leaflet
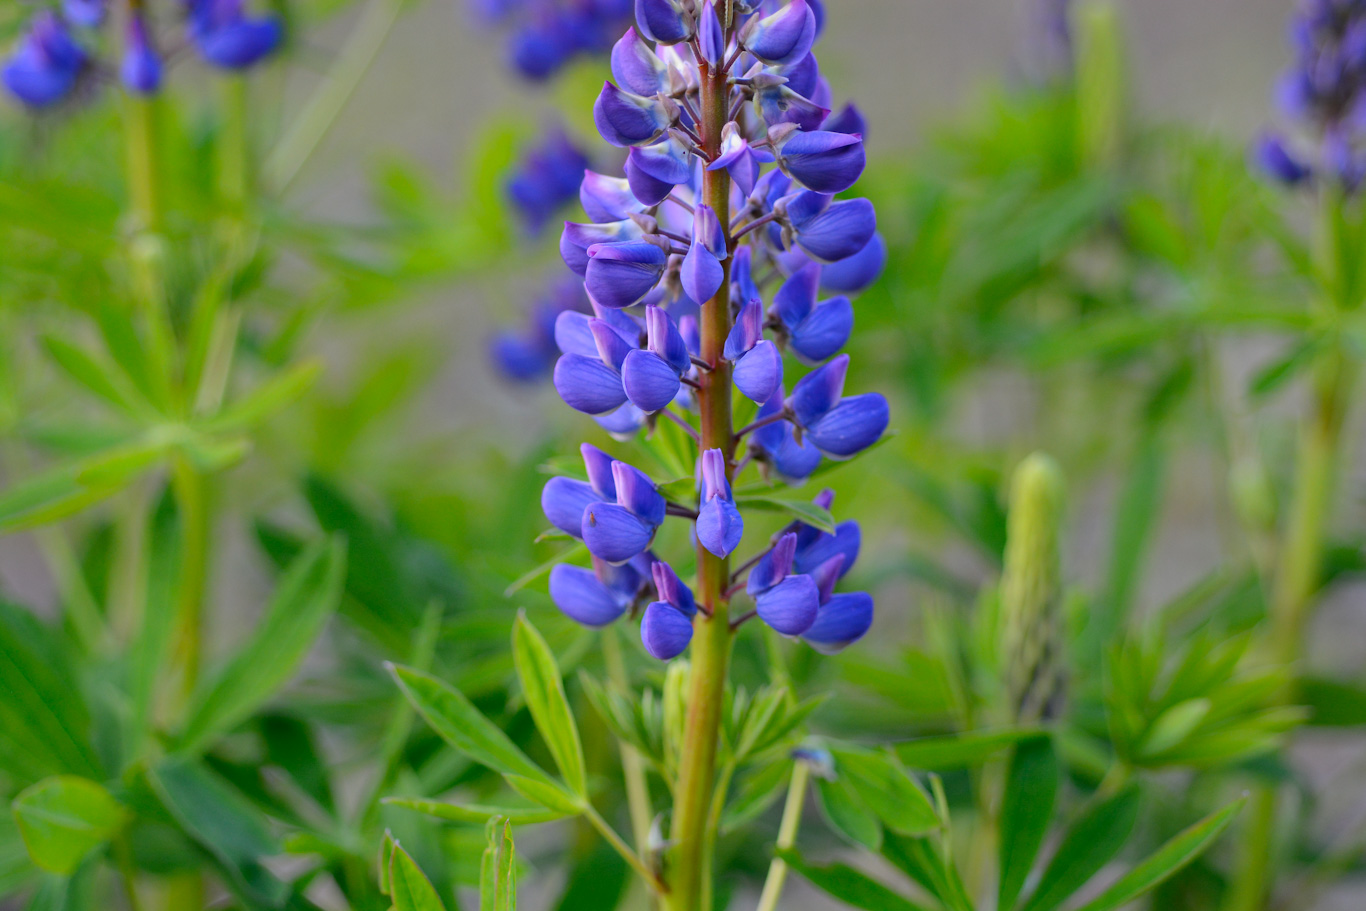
[12,777,127,875]
[512,612,587,796]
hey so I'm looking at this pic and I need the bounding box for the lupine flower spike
[536,0,888,670]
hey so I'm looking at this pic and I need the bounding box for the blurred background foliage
[0,0,1363,910]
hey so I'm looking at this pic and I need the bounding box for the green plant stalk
[170,453,211,699]
[602,625,655,856]
[217,76,251,214]
[754,761,810,911]
[1226,350,1355,911]
[123,95,162,233]
[666,15,735,908]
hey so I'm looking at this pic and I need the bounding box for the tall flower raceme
[1,0,283,108]
[469,0,635,80]
[1255,0,1366,189]
[534,1,887,906]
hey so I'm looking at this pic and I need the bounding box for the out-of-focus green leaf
[780,849,929,911]
[201,359,323,432]
[40,335,147,415]
[480,817,516,911]
[815,773,881,850]
[894,728,1045,770]
[178,536,346,753]
[1071,797,1245,911]
[12,776,126,875]
[1300,677,1366,727]
[378,831,395,897]
[830,745,939,836]
[383,797,566,826]
[998,737,1059,911]
[553,841,628,911]
[1019,783,1143,911]
[147,757,287,908]
[0,601,100,784]
[512,612,586,796]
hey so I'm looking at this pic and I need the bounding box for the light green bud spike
[1074,0,1126,169]
[1001,453,1067,724]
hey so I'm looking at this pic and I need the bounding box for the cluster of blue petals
[507,128,594,234]
[539,0,885,661]
[3,0,283,109]
[491,278,593,382]
[1257,0,1366,190]
[470,0,635,81]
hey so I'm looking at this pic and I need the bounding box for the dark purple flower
[63,0,106,29]
[771,263,852,364]
[583,459,666,563]
[818,232,886,294]
[774,128,865,194]
[553,317,638,413]
[508,129,592,233]
[594,80,677,147]
[750,388,823,483]
[188,0,284,70]
[3,12,87,108]
[681,203,727,305]
[822,103,868,138]
[802,591,872,653]
[1253,130,1314,185]
[741,0,817,66]
[723,298,783,404]
[779,191,877,263]
[550,553,652,626]
[612,26,668,95]
[121,13,163,97]
[635,0,693,45]
[561,219,645,276]
[626,138,692,205]
[621,305,691,412]
[696,449,743,557]
[789,354,889,458]
[746,532,820,635]
[640,560,697,659]
[585,239,670,308]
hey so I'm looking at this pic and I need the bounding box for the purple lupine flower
[770,263,853,364]
[467,0,633,80]
[621,305,692,412]
[63,0,107,29]
[1258,0,1366,190]
[583,460,667,563]
[121,13,163,96]
[550,553,652,625]
[491,278,591,383]
[534,0,884,661]
[789,354,889,459]
[723,298,783,403]
[641,560,696,659]
[3,12,88,108]
[746,532,819,635]
[696,449,743,558]
[187,0,284,70]
[508,128,592,234]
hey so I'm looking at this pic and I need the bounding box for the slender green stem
[170,454,211,701]
[114,832,145,911]
[602,626,655,855]
[584,805,670,894]
[123,95,162,234]
[217,76,251,214]
[667,17,736,908]
[755,761,810,911]
[264,0,404,193]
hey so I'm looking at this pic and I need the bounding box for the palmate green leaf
[391,842,447,911]
[734,495,836,534]
[512,612,587,796]
[178,536,346,754]
[779,850,930,911]
[390,664,556,787]
[998,737,1059,911]
[1019,783,1143,911]
[199,359,323,433]
[830,745,940,836]
[40,335,147,416]
[383,797,567,826]
[815,773,882,850]
[0,443,159,533]
[1072,797,1246,911]
[12,776,127,875]
[0,601,101,785]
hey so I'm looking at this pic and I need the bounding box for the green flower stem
[602,626,655,857]
[667,12,736,908]
[584,804,669,894]
[264,0,404,194]
[754,761,810,911]
[170,453,211,700]
[218,76,251,214]
[123,95,162,234]
[1226,188,1360,911]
